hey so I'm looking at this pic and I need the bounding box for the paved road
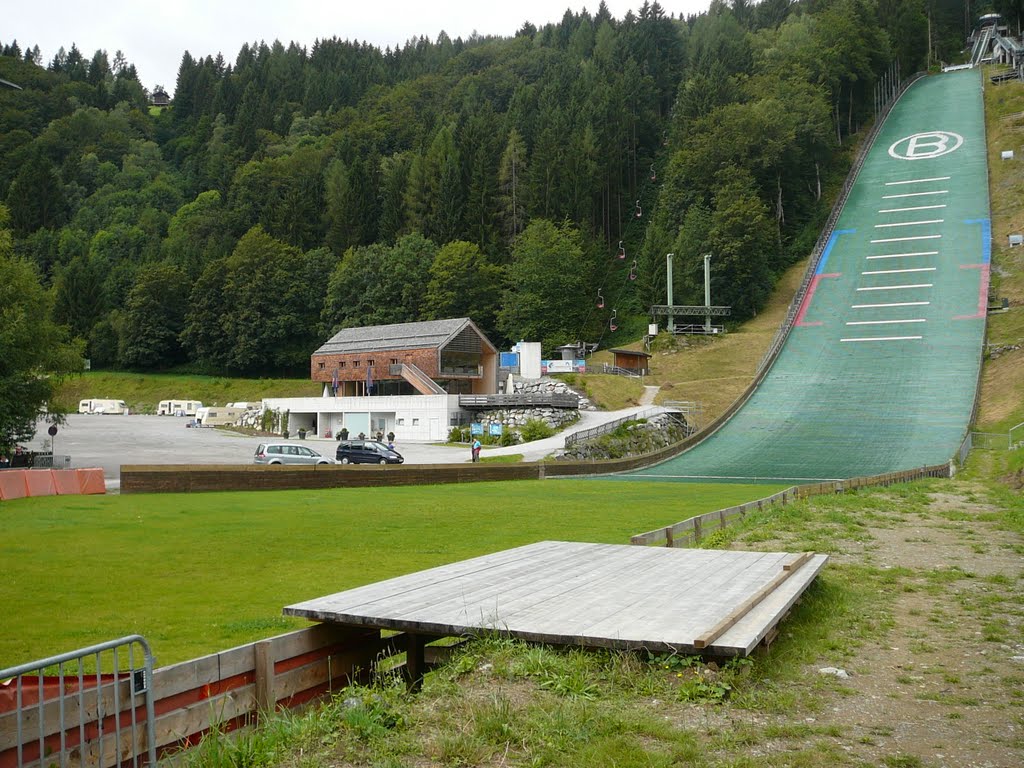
[27,405,666,489]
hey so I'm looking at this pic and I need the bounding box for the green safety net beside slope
[625,70,989,483]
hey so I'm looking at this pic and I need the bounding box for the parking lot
[26,415,472,489]
[26,404,664,490]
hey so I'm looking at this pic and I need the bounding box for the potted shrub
[298,428,307,439]
[339,428,349,441]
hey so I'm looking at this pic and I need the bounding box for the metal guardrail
[600,364,644,378]
[756,71,927,377]
[564,408,669,448]
[26,453,72,469]
[957,432,973,466]
[458,393,580,409]
[670,324,724,336]
[0,635,157,768]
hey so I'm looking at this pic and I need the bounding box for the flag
[366,364,374,393]
[331,368,339,396]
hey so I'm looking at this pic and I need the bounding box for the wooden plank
[152,624,361,702]
[573,551,781,644]
[0,676,134,751]
[693,553,813,649]
[365,543,656,625]
[717,554,829,654]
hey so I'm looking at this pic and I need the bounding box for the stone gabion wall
[476,406,579,434]
[511,375,596,410]
[237,408,264,429]
[559,413,690,461]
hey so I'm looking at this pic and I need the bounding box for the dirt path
[754,486,1024,767]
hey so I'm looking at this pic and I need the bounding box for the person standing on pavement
[472,438,481,462]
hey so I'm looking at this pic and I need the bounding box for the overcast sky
[5,1,713,93]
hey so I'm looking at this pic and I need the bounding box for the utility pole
[703,253,712,333]
[666,253,674,334]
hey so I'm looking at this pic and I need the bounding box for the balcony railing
[440,365,484,377]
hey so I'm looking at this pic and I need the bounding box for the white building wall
[262,395,464,442]
[519,342,543,379]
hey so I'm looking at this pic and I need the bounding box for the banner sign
[541,359,586,374]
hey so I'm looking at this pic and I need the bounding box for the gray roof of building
[314,318,484,355]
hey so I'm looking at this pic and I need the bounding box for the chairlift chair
[617,240,626,259]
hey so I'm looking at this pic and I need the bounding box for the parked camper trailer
[78,399,128,415]
[158,399,203,416]
[195,406,245,426]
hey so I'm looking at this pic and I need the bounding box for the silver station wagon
[253,443,336,465]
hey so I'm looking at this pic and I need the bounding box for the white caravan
[194,406,245,426]
[78,399,129,415]
[158,399,203,416]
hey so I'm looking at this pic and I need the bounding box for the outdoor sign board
[541,359,586,374]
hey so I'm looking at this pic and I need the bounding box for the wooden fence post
[693,516,702,543]
[665,526,674,548]
[255,640,275,713]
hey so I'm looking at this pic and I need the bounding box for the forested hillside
[1,0,977,377]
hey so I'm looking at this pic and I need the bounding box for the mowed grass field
[1,480,783,668]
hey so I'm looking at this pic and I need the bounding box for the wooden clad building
[311,318,499,396]
[610,348,652,375]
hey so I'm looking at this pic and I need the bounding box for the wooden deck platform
[284,542,828,669]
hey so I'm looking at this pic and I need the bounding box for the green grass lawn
[1,480,783,668]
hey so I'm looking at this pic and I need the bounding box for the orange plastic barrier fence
[0,471,27,500]
[0,468,106,500]
[51,469,83,495]
[24,469,57,497]
[76,468,106,495]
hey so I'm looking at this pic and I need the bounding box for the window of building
[367,358,374,366]
[353,360,360,367]
[390,358,398,365]
[397,418,405,426]
[318,362,325,369]
[339,362,346,369]
[412,418,419,426]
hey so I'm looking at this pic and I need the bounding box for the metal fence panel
[0,636,156,768]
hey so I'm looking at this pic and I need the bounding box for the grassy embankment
[53,371,321,414]
[978,76,1024,436]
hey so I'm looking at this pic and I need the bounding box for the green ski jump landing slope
[630,70,990,483]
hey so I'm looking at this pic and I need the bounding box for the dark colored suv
[336,440,404,465]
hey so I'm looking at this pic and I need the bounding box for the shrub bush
[520,419,555,442]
